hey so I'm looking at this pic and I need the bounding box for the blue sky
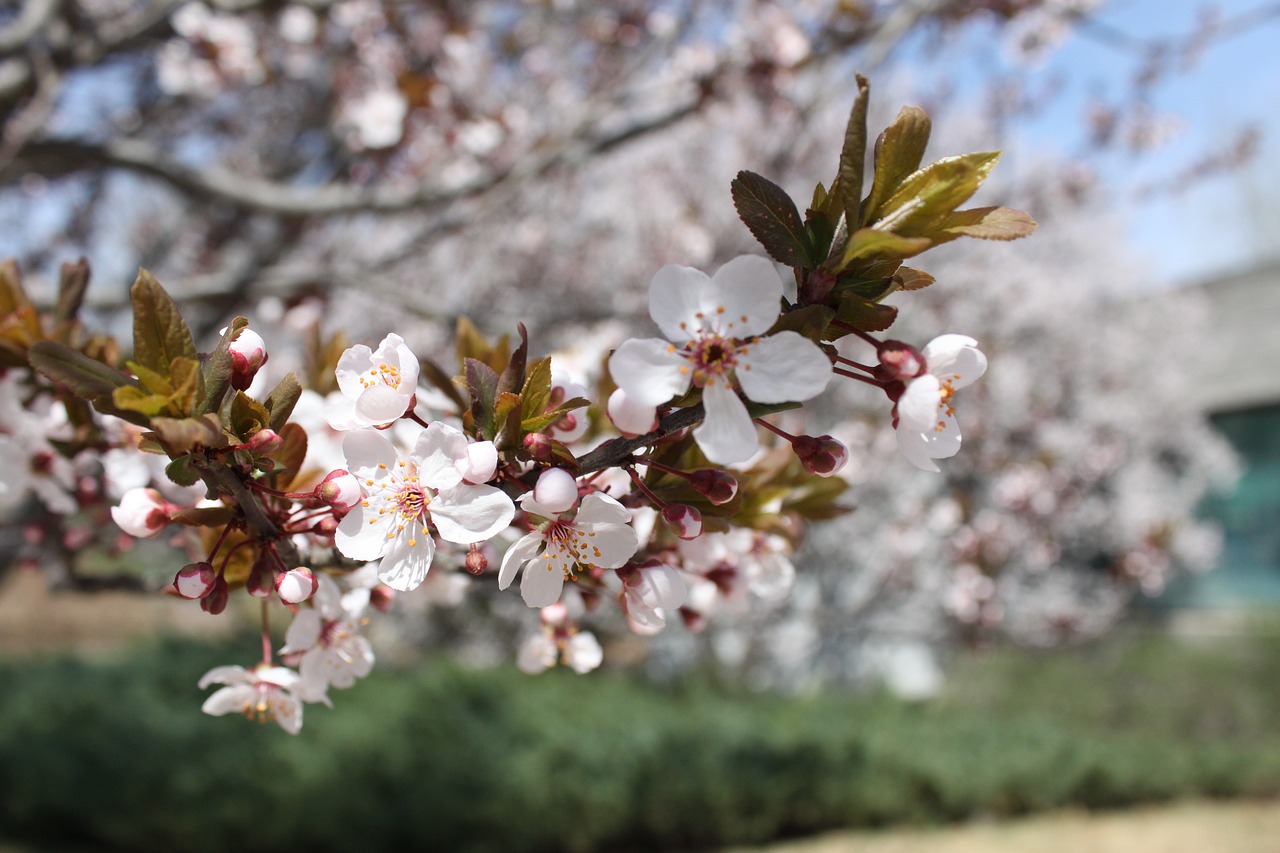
[907,0,1280,289]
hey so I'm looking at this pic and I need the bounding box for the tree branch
[577,404,704,475]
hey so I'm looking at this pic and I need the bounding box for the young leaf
[112,386,175,417]
[932,206,1038,242]
[493,391,523,451]
[838,228,932,267]
[520,357,553,423]
[197,318,247,416]
[264,372,302,432]
[830,294,898,334]
[54,258,91,327]
[497,323,529,396]
[872,152,1001,237]
[28,340,134,401]
[269,422,309,488]
[228,391,270,439]
[828,74,870,231]
[149,414,227,454]
[862,106,932,225]
[895,267,936,291]
[731,171,812,267]
[465,358,501,440]
[131,269,196,376]
[167,356,201,416]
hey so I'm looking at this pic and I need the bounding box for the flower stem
[260,599,273,665]
[754,417,797,445]
[834,366,889,387]
[624,466,667,510]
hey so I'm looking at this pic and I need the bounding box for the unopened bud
[275,566,318,604]
[174,561,217,599]
[662,503,702,540]
[465,548,489,575]
[224,326,268,391]
[201,577,229,614]
[316,469,361,513]
[247,428,284,454]
[689,469,738,506]
[246,558,276,599]
[110,487,172,539]
[792,435,849,477]
[533,467,578,514]
[875,340,926,381]
[370,585,396,613]
[522,432,554,462]
[314,516,339,536]
[799,268,836,304]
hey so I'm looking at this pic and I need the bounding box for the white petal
[377,525,436,591]
[335,505,391,561]
[499,532,546,590]
[649,264,710,342]
[708,255,784,338]
[459,440,498,483]
[411,422,468,490]
[281,609,322,654]
[922,413,963,460]
[335,344,375,399]
[608,338,692,407]
[736,331,832,403]
[354,383,409,425]
[746,552,795,603]
[430,484,515,544]
[520,554,565,608]
[635,563,686,610]
[897,374,942,432]
[198,665,251,689]
[607,388,658,437]
[390,338,421,389]
[896,427,942,473]
[578,522,640,569]
[924,334,987,387]
[694,381,759,465]
[574,492,632,526]
[342,429,397,480]
[201,685,254,717]
[563,632,604,674]
[272,693,304,734]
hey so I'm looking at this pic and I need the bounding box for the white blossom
[894,334,988,472]
[608,255,832,464]
[329,334,421,431]
[334,423,515,591]
[198,664,307,734]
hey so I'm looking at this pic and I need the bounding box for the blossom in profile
[894,335,988,472]
[334,423,515,592]
[110,487,173,539]
[608,255,832,464]
[328,333,420,430]
[198,664,307,734]
[517,603,605,675]
[499,480,638,608]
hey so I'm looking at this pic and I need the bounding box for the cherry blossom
[334,423,515,591]
[329,334,421,430]
[110,487,173,539]
[499,490,638,608]
[894,335,989,473]
[198,664,307,734]
[620,561,687,634]
[608,255,832,464]
[281,574,375,701]
[517,629,604,675]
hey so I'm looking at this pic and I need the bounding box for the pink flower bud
[607,388,657,437]
[689,469,738,505]
[370,585,396,613]
[314,516,339,536]
[457,440,498,484]
[792,435,849,477]
[110,487,172,539]
[465,548,489,575]
[224,326,268,391]
[662,503,702,540]
[876,340,926,381]
[522,432,554,462]
[316,469,361,513]
[540,601,569,627]
[174,561,217,599]
[201,577,229,614]
[247,428,284,454]
[533,467,578,514]
[246,559,276,599]
[275,566,318,604]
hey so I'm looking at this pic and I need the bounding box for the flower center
[685,333,744,387]
[241,684,288,725]
[542,521,603,579]
[935,374,960,431]
[394,484,428,520]
[359,361,403,391]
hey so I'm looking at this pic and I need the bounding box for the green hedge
[2,631,1280,852]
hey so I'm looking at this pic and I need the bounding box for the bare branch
[577,404,705,475]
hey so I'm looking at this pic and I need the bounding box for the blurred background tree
[0,0,1275,683]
